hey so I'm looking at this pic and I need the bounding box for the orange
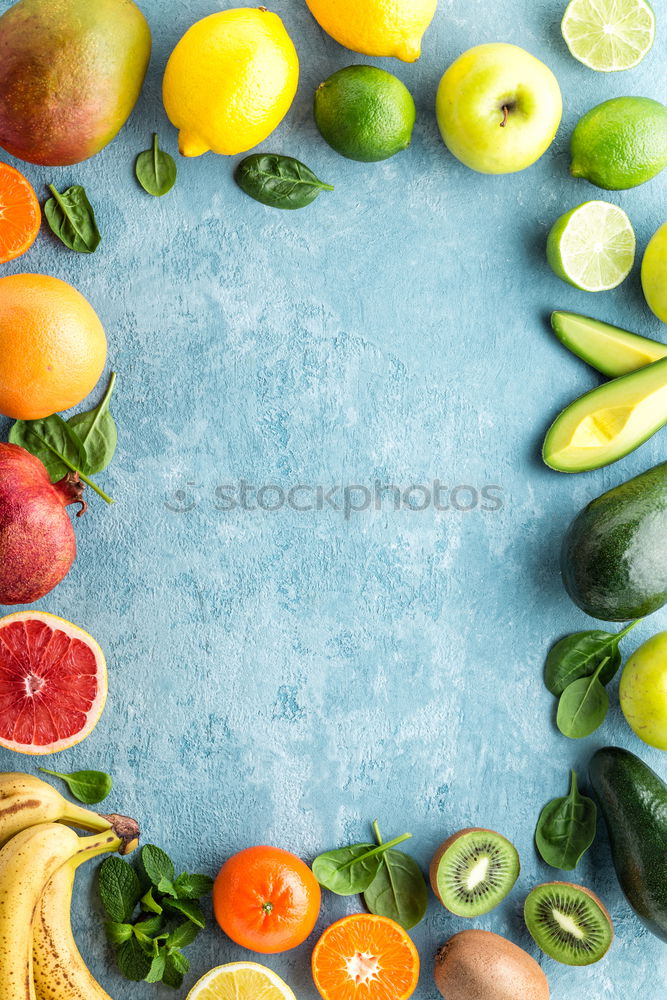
[0,611,107,755]
[0,163,40,264]
[0,273,107,420]
[213,846,321,954]
[312,914,420,1000]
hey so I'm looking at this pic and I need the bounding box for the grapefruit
[0,611,107,755]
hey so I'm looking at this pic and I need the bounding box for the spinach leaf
[9,413,114,504]
[38,767,112,804]
[136,134,177,197]
[313,832,411,895]
[99,857,142,923]
[362,822,427,930]
[557,660,609,739]
[44,183,101,253]
[535,771,597,870]
[67,372,118,474]
[545,620,640,695]
[235,154,334,209]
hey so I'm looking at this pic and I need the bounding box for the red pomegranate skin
[0,443,86,605]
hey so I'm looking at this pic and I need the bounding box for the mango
[0,0,151,166]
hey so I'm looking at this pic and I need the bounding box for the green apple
[620,632,667,750]
[642,221,667,324]
[436,43,562,174]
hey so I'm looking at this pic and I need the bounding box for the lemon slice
[186,963,297,1000]
[562,0,655,71]
[547,201,636,292]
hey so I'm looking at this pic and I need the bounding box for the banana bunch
[0,772,140,1000]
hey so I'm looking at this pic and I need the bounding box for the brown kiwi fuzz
[434,929,550,1000]
[430,827,520,917]
[524,881,613,966]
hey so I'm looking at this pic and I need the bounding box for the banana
[0,774,113,848]
[0,823,120,1000]
[33,834,129,1000]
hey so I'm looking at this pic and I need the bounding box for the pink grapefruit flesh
[0,611,107,754]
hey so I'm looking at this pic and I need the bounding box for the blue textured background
[0,0,666,997]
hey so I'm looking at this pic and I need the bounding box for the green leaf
[140,888,163,914]
[145,949,167,983]
[116,935,153,981]
[99,857,142,923]
[134,915,164,938]
[164,897,205,927]
[312,832,412,895]
[106,922,133,946]
[44,183,101,253]
[167,919,202,949]
[162,952,186,989]
[544,620,640,695]
[37,767,112,804]
[136,134,177,197]
[9,413,114,504]
[174,871,214,899]
[167,949,190,975]
[141,845,175,888]
[157,876,177,897]
[235,154,334,210]
[362,823,427,930]
[535,771,597,870]
[557,661,609,739]
[67,372,118,475]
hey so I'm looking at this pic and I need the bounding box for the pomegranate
[0,443,87,605]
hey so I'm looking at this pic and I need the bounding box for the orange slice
[0,163,40,264]
[312,914,420,1000]
[0,611,107,754]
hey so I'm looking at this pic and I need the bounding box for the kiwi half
[430,828,520,917]
[524,882,613,966]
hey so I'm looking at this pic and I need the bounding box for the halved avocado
[543,356,667,472]
[551,312,667,378]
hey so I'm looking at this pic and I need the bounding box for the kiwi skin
[526,882,614,963]
[429,827,520,907]
[434,929,550,1000]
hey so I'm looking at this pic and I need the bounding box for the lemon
[163,9,299,157]
[306,0,437,63]
[547,201,636,292]
[642,222,667,323]
[186,963,296,1000]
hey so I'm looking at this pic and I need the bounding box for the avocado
[561,462,667,621]
[589,746,667,941]
[0,0,151,166]
[543,355,667,473]
[551,311,667,378]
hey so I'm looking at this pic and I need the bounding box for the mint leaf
[174,872,214,899]
[167,948,190,975]
[116,936,153,981]
[141,845,175,888]
[99,857,141,922]
[141,888,163,914]
[162,951,185,989]
[167,919,202,949]
[134,915,164,937]
[164,897,205,927]
[106,922,133,946]
[157,875,177,897]
[145,949,166,983]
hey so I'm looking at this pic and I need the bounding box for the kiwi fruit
[434,929,550,1000]
[430,828,520,917]
[524,882,613,966]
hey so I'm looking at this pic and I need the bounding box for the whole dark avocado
[561,461,667,621]
[589,746,667,941]
[0,0,151,166]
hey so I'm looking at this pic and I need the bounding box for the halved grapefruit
[0,611,107,755]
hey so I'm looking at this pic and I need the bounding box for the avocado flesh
[551,311,667,378]
[589,747,667,941]
[0,0,151,166]
[561,461,667,620]
[543,356,667,472]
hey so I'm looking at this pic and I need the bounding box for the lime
[571,97,667,190]
[547,201,636,292]
[562,0,655,71]
[642,222,667,323]
[314,65,416,162]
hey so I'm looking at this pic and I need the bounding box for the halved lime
[562,0,655,71]
[547,201,636,292]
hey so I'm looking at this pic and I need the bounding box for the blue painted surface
[0,0,666,996]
